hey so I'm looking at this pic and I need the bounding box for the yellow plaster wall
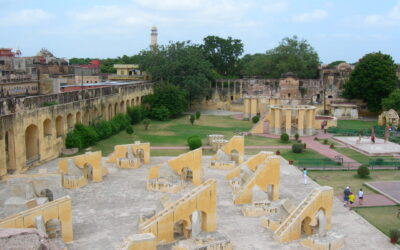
[0,196,73,243]
[234,156,280,205]
[108,142,151,164]
[120,233,157,250]
[139,179,217,244]
[168,148,202,186]
[219,136,244,164]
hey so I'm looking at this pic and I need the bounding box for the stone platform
[333,136,400,156]
[0,156,397,249]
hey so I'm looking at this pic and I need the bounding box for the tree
[142,84,187,119]
[342,52,397,112]
[190,115,195,125]
[328,60,346,68]
[138,41,215,103]
[241,36,320,78]
[382,89,400,111]
[187,135,202,150]
[195,111,201,120]
[202,36,244,76]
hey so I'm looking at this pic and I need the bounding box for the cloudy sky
[1,0,399,64]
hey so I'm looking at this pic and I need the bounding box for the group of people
[343,186,364,209]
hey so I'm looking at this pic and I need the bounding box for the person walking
[303,168,308,185]
[343,186,350,206]
[358,188,364,206]
[349,192,355,210]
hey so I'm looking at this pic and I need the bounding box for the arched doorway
[230,149,239,163]
[108,104,112,120]
[46,219,61,239]
[67,114,74,130]
[136,97,139,105]
[120,101,125,113]
[181,168,193,182]
[55,116,63,137]
[76,111,81,124]
[5,130,16,173]
[83,163,93,181]
[174,219,190,240]
[25,124,39,163]
[131,99,135,106]
[114,103,118,115]
[43,119,52,136]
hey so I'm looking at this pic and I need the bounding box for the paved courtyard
[11,154,396,250]
[365,181,400,204]
[334,136,400,156]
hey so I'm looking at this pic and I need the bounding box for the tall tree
[382,89,400,111]
[342,52,397,112]
[202,36,244,77]
[241,36,320,78]
[138,41,215,103]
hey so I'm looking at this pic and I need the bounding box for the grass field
[334,147,393,165]
[354,206,400,242]
[308,170,400,195]
[91,115,291,156]
[337,120,377,130]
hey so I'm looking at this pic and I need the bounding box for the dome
[337,62,352,71]
[36,48,54,57]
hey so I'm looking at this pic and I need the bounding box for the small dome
[36,48,54,57]
[337,62,351,71]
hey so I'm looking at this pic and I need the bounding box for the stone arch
[114,103,118,115]
[55,116,63,137]
[120,100,125,113]
[5,129,16,172]
[82,112,89,125]
[92,107,98,123]
[83,163,93,181]
[131,98,135,106]
[76,111,82,124]
[174,219,190,240]
[181,167,193,182]
[230,149,239,163]
[40,188,54,201]
[136,97,140,105]
[67,113,74,130]
[43,119,52,136]
[108,104,112,120]
[25,124,39,163]
[301,216,313,235]
[101,105,106,119]
[46,218,61,239]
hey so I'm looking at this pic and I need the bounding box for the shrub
[127,106,143,124]
[95,121,113,139]
[187,135,202,150]
[151,105,170,121]
[65,131,81,149]
[42,101,58,107]
[190,115,195,125]
[143,118,151,130]
[66,124,99,150]
[252,116,260,124]
[375,158,384,165]
[323,139,328,144]
[303,143,307,149]
[276,150,280,155]
[280,133,289,143]
[292,143,303,153]
[294,133,299,140]
[357,165,370,178]
[195,111,201,120]
[126,126,134,135]
[112,114,131,131]
[242,118,249,121]
[330,143,334,148]
[389,229,400,243]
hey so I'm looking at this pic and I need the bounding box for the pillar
[306,109,314,135]
[228,80,230,100]
[240,81,243,98]
[285,109,292,135]
[250,98,258,118]
[244,98,250,119]
[269,108,275,134]
[274,108,281,135]
[298,109,305,136]
[59,198,73,242]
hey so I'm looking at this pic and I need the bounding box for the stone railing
[0,81,153,116]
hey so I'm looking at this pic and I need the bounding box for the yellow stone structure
[244,96,280,119]
[108,64,148,81]
[107,141,150,168]
[273,186,333,243]
[59,151,108,189]
[120,233,157,250]
[210,136,244,169]
[231,154,280,205]
[139,179,217,244]
[378,109,399,127]
[0,82,152,178]
[0,196,73,243]
[147,149,203,192]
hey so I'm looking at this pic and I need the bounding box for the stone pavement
[365,181,400,204]
[335,194,397,207]
[150,145,291,150]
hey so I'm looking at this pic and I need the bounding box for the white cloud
[0,9,51,26]
[292,9,328,22]
[361,1,400,27]
[134,0,203,11]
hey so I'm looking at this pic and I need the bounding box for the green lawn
[308,170,400,195]
[354,206,400,242]
[337,120,377,130]
[334,147,393,165]
[91,115,290,156]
